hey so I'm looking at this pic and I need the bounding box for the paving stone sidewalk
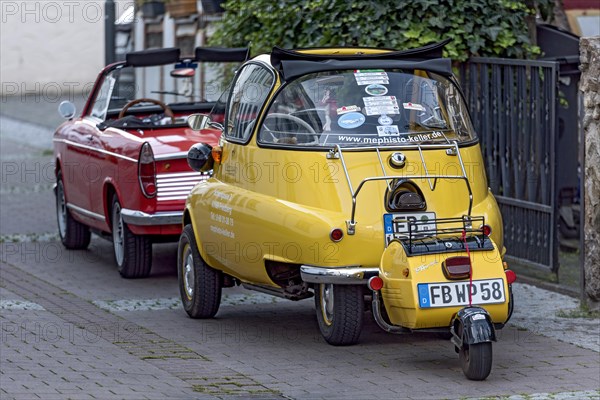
[1,263,285,400]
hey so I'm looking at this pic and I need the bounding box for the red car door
[60,119,95,218]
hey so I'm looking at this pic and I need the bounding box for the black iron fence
[459,58,560,273]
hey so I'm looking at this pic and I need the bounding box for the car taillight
[480,224,492,236]
[505,269,517,284]
[138,142,156,198]
[368,276,384,291]
[329,228,344,242]
[442,256,471,280]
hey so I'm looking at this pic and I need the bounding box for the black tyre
[55,171,91,249]
[459,342,493,380]
[178,224,221,318]
[314,283,364,346]
[111,195,152,278]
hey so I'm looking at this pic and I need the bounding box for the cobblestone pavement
[1,113,599,399]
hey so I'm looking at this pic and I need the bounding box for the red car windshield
[258,69,476,148]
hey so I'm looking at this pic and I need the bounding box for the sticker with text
[336,105,361,115]
[403,102,426,112]
[378,115,393,125]
[365,84,388,96]
[364,96,399,115]
[354,70,389,85]
[337,112,366,129]
[377,125,400,136]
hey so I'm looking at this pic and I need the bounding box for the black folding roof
[270,39,453,81]
[125,46,249,67]
[195,47,249,62]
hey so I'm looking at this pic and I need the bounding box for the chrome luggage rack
[401,215,493,256]
[327,142,473,235]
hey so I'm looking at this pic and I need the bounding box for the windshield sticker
[365,84,388,96]
[364,96,398,106]
[355,77,390,86]
[377,125,400,136]
[365,106,400,116]
[354,70,389,86]
[335,131,445,145]
[378,115,393,125]
[337,105,361,115]
[337,112,366,129]
[364,96,399,115]
[403,102,426,112]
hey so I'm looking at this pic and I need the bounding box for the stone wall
[580,37,600,305]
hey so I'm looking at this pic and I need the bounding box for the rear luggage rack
[400,215,494,256]
[329,142,473,235]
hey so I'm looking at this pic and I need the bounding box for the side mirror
[187,114,210,131]
[187,143,214,172]
[58,101,76,119]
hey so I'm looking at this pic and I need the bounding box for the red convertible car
[53,47,247,278]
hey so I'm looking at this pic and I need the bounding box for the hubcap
[320,284,334,326]
[112,203,125,265]
[182,245,194,300]
[56,181,67,238]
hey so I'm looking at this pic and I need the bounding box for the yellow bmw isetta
[179,41,516,380]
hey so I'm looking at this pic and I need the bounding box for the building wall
[580,36,600,305]
[0,0,133,96]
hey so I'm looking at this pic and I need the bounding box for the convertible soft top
[125,46,250,67]
[195,47,250,62]
[270,39,453,81]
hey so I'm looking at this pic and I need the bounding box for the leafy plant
[210,0,552,61]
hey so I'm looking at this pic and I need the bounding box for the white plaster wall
[0,0,133,95]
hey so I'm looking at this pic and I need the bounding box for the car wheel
[178,224,222,318]
[459,342,493,380]
[55,171,91,249]
[314,283,364,346]
[111,194,152,278]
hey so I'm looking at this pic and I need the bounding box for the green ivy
[209,0,551,61]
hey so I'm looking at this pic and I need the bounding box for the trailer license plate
[417,279,505,308]
[384,212,436,246]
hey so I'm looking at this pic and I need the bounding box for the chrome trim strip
[158,180,201,187]
[155,152,189,161]
[156,171,206,179]
[157,176,205,184]
[300,265,379,285]
[156,196,188,201]
[66,203,105,221]
[155,172,208,202]
[53,138,137,162]
[157,190,192,196]
[120,208,183,226]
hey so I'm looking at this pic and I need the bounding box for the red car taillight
[138,142,156,198]
[442,256,471,280]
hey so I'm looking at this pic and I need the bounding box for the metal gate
[459,58,560,272]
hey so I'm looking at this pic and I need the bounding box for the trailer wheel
[460,342,492,380]
[315,284,363,346]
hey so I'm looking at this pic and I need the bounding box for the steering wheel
[261,113,319,144]
[118,98,175,123]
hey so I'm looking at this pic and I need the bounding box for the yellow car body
[180,41,515,380]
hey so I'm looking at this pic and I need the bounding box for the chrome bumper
[300,265,378,285]
[120,209,183,226]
